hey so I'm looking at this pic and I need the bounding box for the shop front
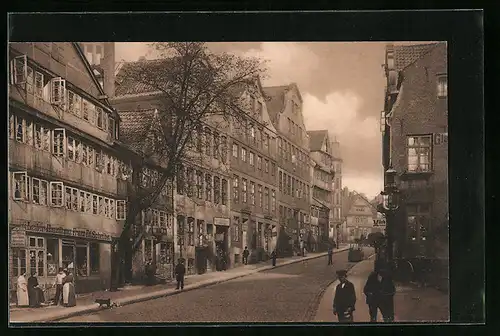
[9,221,115,301]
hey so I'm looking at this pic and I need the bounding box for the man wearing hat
[333,269,357,322]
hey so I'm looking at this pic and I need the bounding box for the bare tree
[113,42,267,285]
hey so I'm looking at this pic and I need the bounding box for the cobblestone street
[60,250,356,322]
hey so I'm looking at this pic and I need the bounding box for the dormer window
[437,74,447,98]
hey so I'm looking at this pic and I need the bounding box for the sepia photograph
[7,11,483,326]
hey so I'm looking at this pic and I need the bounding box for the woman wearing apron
[62,269,76,307]
[16,272,29,307]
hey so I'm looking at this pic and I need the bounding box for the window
[15,116,24,143]
[67,91,82,117]
[204,128,212,156]
[271,163,276,176]
[241,147,247,162]
[72,188,78,211]
[82,99,90,121]
[88,102,96,125]
[232,143,238,158]
[222,179,228,205]
[437,74,447,98]
[242,179,248,203]
[116,200,126,220]
[188,220,195,246]
[265,159,269,173]
[11,55,27,85]
[279,172,283,191]
[258,185,263,208]
[250,181,255,205]
[98,196,104,215]
[205,174,212,202]
[92,195,98,215]
[96,107,104,129]
[220,136,227,163]
[89,243,99,275]
[13,172,28,201]
[249,152,255,166]
[186,168,194,197]
[233,175,239,203]
[271,190,276,213]
[257,156,262,170]
[52,128,65,157]
[196,171,203,199]
[50,77,66,105]
[50,182,63,206]
[214,176,221,204]
[264,188,269,211]
[233,217,240,242]
[213,132,220,158]
[34,71,44,98]
[104,198,110,217]
[407,135,432,172]
[108,117,116,139]
[250,125,256,143]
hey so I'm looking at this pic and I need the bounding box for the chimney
[102,42,116,99]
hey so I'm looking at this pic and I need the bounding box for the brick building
[8,42,128,298]
[263,84,311,253]
[307,130,335,251]
[382,43,448,283]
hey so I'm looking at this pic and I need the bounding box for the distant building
[342,190,378,242]
[307,130,335,250]
[382,42,448,263]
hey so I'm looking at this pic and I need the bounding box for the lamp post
[380,167,401,268]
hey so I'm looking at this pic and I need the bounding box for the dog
[95,298,113,308]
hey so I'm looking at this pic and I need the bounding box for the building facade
[263,84,311,253]
[8,42,127,298]
[229,79,279,264]
[330,138,343,242]
[307,130,335,250]
[382,42,448,263]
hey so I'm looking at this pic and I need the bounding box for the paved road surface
[61,249,361,323]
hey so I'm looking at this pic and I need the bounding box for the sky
[115,42,388,199]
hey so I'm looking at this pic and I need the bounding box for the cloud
[342,173,384,200]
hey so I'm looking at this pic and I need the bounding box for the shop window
[62,242,75,270]
[76,244,88,277]
[12,249,27,277]
[12,172,28,201]
[116,200,126,220]
[46,238,59,276]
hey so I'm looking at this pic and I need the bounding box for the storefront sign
[11,227,27,247]
[373,219,386,227]
[214,217,230,227]
[11,222,112,242]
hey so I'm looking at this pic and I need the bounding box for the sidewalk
[10,245,350,323]
[314,256,450,323]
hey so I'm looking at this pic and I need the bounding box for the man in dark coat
[327,247,334,265]
[378,269,396,322]
[175,258,186,290]
[242,246,250,265]
[333,269,356,322]
[270,250,277,267]
[363,269,383,322]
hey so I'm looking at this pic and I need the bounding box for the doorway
[214,225,228,271]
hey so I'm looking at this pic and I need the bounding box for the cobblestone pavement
[61,249,357,323]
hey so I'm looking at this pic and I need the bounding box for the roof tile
[117,109,157,152]
[393,43,441,71]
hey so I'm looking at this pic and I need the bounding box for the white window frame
[34,71,44,99]
[98,196,104,216]
[26,66,34,94]
[79,190,85,212]
[437,74,448,98]
[65,186,72,210]
[116,200,126,220]
[52,128,66,157]
[96,106,104,130]
[71,188,78,211]
[85,192,92,213]
[11,55,27,85]
[32,177,41,204]
[50,77,66,106]
[109,199,115,219]
[50,181,64,207]
[104,198,110,218]
[92,194,98,215]
[67,136,76,161]
[12,172,28,201]
[15,116,25,143]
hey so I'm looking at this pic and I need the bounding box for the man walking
[175,258,186,290]
[270,250,277,267]
[378,269,396,322]
[363,269,383,322]
[242,246,250,265]
[327,246,334,265]
[333,270,356,322]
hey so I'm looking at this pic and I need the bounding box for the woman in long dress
[16,272,29,307]
[27,272,44,307]
[62,269,76,307]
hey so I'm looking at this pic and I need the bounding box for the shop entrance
[214,225,228,271]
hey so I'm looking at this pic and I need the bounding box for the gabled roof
[262,85,288,125]
[392,43,441,71]
[115,59,174,97]
[117,108,157,152]
[307,130,328,152]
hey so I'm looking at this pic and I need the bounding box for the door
[195,246,208,275]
